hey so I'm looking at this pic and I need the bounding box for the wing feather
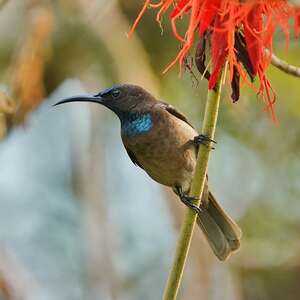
[157,101,194,129]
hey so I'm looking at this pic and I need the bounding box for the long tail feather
[197,192,242,261]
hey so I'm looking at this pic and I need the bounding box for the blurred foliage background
[0,0,299,299]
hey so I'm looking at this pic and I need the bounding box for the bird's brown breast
[122,108,198,192]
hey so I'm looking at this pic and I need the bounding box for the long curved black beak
[53,94,103,106]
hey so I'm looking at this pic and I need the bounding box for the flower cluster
[130,0,298,119]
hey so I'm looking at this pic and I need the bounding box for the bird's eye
[111,89,121,98]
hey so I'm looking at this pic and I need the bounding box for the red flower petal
[295,8,300,37]
[208,14,228,89]
[198,0,221,37]
[243,4,263,76]
[171,0,190,18]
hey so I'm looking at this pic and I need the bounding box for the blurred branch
[1,1,54,138]
[10,2,53,124]
[268,50,300,78]
[0,91,17,138]
[0,92,16,115]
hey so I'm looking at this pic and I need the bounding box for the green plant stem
[162,80,223,300]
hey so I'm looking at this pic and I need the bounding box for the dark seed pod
[235,31,255,81]
[231,66,240,102]
[195,31,211,81]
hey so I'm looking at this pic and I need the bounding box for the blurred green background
[0,1,299,300]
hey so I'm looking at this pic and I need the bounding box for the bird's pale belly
[126,122,198,192]
[138,149,195,191]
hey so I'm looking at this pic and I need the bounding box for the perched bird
[55,84,241,260]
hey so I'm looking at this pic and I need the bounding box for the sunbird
[55,84,241,260]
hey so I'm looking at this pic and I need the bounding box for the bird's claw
[175,186,202,214]
[193,134,216,149]
[179,194,202,214]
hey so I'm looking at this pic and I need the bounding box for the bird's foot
[193,134,216,149]
[180,195,202,214]
[176,187,202,214]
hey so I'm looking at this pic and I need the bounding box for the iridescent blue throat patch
[122,113,153,137]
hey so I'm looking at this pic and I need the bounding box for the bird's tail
[197,192,242,261]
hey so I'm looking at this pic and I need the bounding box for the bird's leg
[175,186,202,214]
[193,134,216,149]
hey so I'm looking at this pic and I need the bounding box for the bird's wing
[124,146,144,169]
[157,101,195,129]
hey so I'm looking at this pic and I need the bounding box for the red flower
[295,7,300,37]
[129,0,297,120]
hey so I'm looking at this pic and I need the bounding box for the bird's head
[54,84,155,119]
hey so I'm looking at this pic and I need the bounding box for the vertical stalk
[162,79,223,300]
